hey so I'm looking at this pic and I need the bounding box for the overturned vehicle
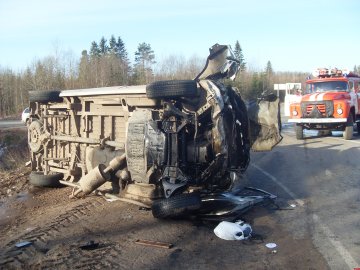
[27,44,281,219]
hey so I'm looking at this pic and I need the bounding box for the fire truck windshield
[306,81,348,93]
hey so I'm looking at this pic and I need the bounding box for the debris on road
[15,241,32,248]
[214,220,252,240]
[135,239,173,249]
[265,243,277,249]
[79,240,100,250]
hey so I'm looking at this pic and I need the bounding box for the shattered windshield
[306,81,348,93]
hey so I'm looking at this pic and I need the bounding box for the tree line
[0,37,310,117]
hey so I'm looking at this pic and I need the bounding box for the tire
[295,124,304,140]
[357,122,360,135]
[29,90,62,103]
[343,114,354,140]
[29,171,64,188]
[146,80,198,99]
[152,192,201,219]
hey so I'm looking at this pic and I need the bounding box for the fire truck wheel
[151,192,201,219]
[295,124,304,140]
[343,115,353,140]
[29,171,64,188]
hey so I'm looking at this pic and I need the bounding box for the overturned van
[27,44,281,218]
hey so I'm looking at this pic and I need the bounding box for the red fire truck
[288,68,360,140]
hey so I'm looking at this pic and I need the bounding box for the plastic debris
[214,220,252,240]
[265,243,277,249]
[15,241,32,248]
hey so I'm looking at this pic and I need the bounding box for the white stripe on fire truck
[316,93,325,101]
[309,94,316,101]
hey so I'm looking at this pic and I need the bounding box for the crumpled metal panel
[199,80,228,163]
[247,97,282,151]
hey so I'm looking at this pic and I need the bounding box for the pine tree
[234,41,246,72]
[133,42,156,84]
[109,35,117,55]
[90,41,100,59]
[266,60,273,75]
[116,37,128,62]
[99,37,108,55]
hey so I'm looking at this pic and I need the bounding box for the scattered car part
[265,243,277,249]
[79,240,100,250]
[15,241,33,248]
[214,220,252,240]
[151,192,201,219]
[135,239,173,249]
[198,187,277,221]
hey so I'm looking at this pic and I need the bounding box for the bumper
[288,118,347,124]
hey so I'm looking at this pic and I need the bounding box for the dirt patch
[0,128,29,171]
[0,128,30,199]
[0,190,330,269]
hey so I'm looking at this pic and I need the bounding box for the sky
[1,0,360,72]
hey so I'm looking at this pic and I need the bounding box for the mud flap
[247,95,282,151]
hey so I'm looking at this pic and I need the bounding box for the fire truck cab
[288,68,360,140]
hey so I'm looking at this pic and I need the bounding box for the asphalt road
[0,120,24,129]
[246,122,360,269]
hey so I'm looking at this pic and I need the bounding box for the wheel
[343,114,353,140]
[29,171,64,188]
[152,192,201,219]
[146,80,198,99]
[295,124,304,140]
[357,122,360,135]
[29,90,62,103]
[28,120,44,153]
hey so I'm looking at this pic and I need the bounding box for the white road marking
[250,163,305,206]
[313,214,359,269]
[251,163,359,269]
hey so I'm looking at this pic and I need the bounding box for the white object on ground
[214,220,252,240]
[265,243,277,249]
